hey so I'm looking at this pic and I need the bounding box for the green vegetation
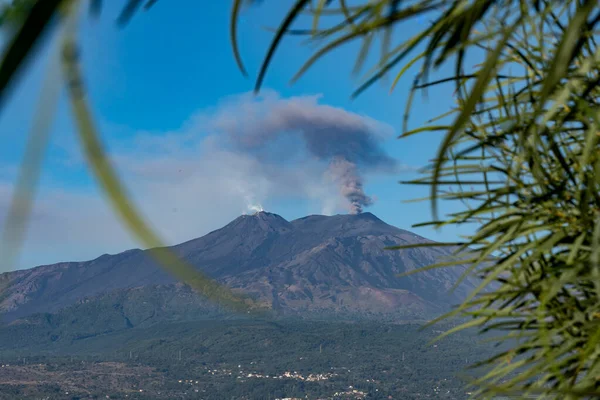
[0,318,500,399]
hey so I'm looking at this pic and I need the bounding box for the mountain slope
[0,212,476,322]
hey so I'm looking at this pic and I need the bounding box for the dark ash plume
[212,93,397,213]
[327,157,373,214]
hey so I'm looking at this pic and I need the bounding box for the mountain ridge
[0,211,475,323]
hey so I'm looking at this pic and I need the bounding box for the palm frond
[232,1,600,397]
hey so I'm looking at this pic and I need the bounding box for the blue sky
[0,1,476,271]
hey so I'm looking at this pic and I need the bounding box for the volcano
[0,212,477,322]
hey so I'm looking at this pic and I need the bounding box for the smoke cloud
[0,92,409,269]
[326,157,373,214]
[209,92,397,214]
